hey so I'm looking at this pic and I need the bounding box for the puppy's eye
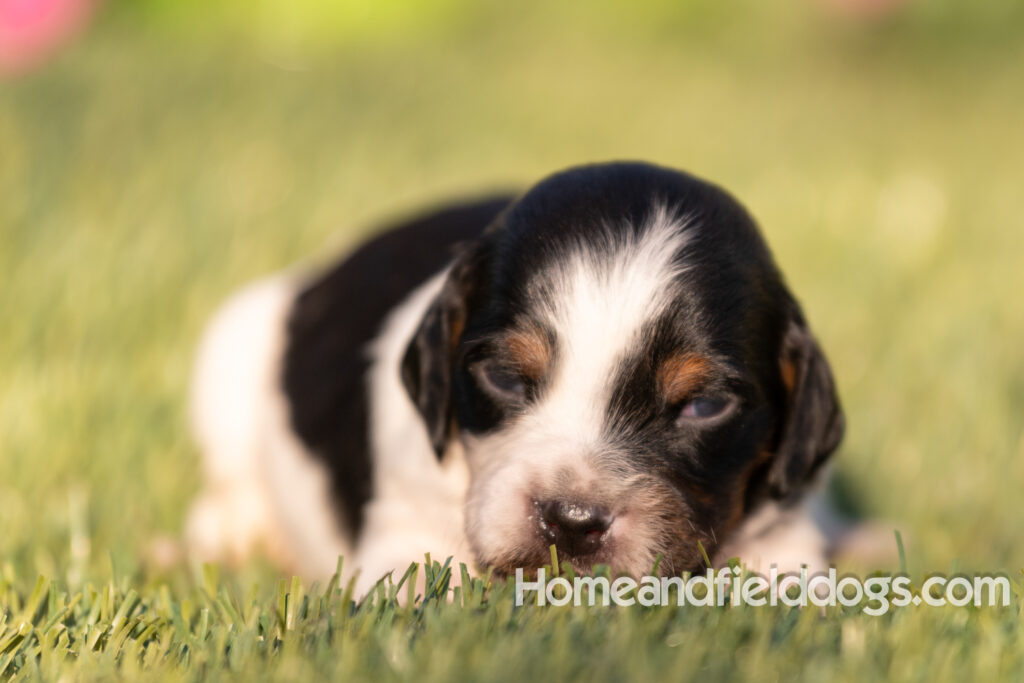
[474,360,527,401]
[679,395,734,420]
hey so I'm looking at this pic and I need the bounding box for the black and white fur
[187,162,845,592]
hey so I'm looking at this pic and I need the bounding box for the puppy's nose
[537,500,612,558]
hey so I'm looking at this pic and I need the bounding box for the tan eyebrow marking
[779,356,798,395]
[504,325,553,382]
[658,352,712,404]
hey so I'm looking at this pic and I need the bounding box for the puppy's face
[402,163,844,577]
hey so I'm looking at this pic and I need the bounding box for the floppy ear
[766,304,845,500]
[400,246,483,458]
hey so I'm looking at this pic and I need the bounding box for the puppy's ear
[766,303,845,500]
[400,245,483,458]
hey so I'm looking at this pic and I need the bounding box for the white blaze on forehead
[462,206,696,570]
[530,204,693,445]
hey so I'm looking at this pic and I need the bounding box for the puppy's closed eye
[472,358,528,401]
[679,394,735,421]
[467,324,553,404]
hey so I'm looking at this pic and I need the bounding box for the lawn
[1,1,1023,679]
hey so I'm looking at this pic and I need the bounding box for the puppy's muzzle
[535,499,613,559]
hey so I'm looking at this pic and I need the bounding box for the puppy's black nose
[537,500,612,558]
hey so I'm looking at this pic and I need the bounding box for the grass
[2,557,1024,681]
[1,1,1023,679]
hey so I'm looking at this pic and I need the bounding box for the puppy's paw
[185,485,274,567]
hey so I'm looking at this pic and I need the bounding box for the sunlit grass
[1,557,1023,680]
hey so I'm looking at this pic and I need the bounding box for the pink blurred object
[0,0,98,75]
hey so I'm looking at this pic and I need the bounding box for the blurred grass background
[1,0,1023,624]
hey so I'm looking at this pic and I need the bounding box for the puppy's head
[401,162,843,576]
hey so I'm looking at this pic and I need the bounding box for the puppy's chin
[479,542,617,580]
[481,549,708,581]
[474,529,712,580]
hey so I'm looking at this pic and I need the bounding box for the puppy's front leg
[714,497,830,575]
[352,499,474,599]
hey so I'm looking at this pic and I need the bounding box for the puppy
[186,162,845,591]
